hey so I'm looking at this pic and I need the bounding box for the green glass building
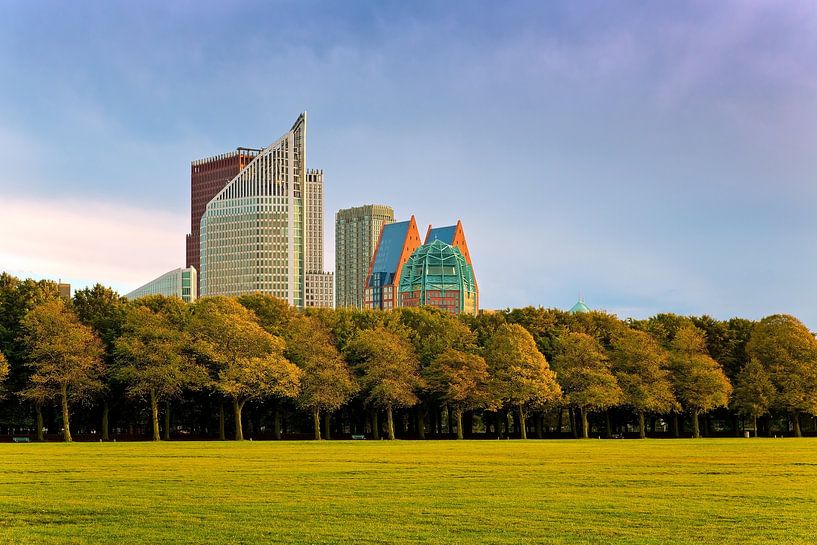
[397,239,478,315]
[125,267,197,303]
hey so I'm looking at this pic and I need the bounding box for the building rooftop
[569,298,591,314]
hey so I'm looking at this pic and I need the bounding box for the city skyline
[2,2,817,326]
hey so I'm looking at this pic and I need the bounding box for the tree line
[1,272,816,442]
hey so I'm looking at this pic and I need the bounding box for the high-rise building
[125,267,197,303]
[335,204,395,308]
[186,147,260,292]
[303,170,334,308]
[199,113,333,308]
[57,281,71,299]
[363,215,421,310]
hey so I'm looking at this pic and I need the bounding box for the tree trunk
[372,409,380,440]
[102,400,109,442]
[417,407,426,440]
[163,401,171,441]
[35,404,44,442]
[455,407,464,440]
[312,407,321,440]
[324,411,331,440]
[605,411,612,438]
[557,408,563,434]
[149,390,160,441]
[692,411,701,438]
[753,414,758,438]
[569,408,578,438]
[673,413,680,438]
[581,408,589,439]
[274,406,282,440]
[793,411,802,437]
[386,404,395,440]
[218,403,225,440]
[447,405,453,435]
[60,384,72,442]
[233,398,244,441]
[638,411,646,439]
[518,406,527,440]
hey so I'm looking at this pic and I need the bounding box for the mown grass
[0,439,815,544]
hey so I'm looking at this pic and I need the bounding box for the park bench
[351,434,366,440]
[12,437,31,443]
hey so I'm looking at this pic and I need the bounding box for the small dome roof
[569,299,591,314]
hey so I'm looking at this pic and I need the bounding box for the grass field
[0,439,815,544]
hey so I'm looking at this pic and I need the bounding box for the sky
[1,0,816,327]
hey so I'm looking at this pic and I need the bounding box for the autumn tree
[485,324,562,439]
[746,314,817,436]
[731,358,775,437]
[73,284,126,440]
[552,332,621,439]
[610,328,678,438]
[425,349,489,439]
[114,299,206,441]
[191,297,301,440]
[669,325,732,438]
[20,299,105,442]
[347,327,423,440]
[397,307,477,438]
[285,315,357,440]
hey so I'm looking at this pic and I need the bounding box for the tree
[0,350,8,398]
[286,315,357,440]
[114,300,207,441]
[668,325,732,438]
[552,332,621,439]
[20,299,105,442]
[485,324,562,439]
[425,349,489,439]
[746,314,817,437]
[731,358,775,436]
[73,284,126,441]
[347,327,423,440]
[191,297,301,440]
[610,328,678,438]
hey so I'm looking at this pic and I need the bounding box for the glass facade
[199,113,333,308]
[125,267,198,303]
[397,240,478,315]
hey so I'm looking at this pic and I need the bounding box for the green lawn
[0,439,815,544]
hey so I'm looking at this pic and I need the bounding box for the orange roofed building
[363,216,422,310]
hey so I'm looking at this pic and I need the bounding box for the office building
[397,221,479,315]
[199,112,333,307]
[335,204,394,308]
[186,147,260,292]
[363,216,421,310]
[125,267,197,303]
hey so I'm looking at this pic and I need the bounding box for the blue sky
[1,0,816,327]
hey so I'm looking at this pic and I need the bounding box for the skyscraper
[199,112,333,308]
[186,147,260,292]
[335,204,394,308]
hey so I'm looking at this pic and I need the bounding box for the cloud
[0,195,187,294]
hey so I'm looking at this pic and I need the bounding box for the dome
[569,299,591,314]
[397,239,478,315]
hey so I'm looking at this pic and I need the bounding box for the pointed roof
[424,220,473,266]
[569,298,591,314]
